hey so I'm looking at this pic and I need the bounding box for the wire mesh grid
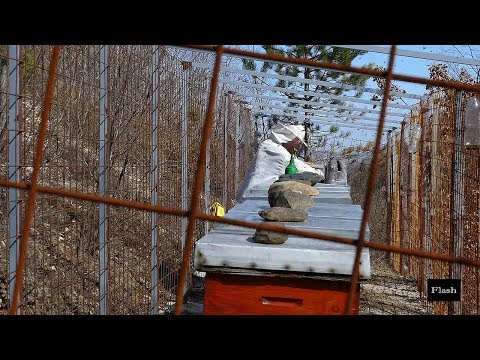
[0,45,9,312]
[388,90,480,314]
[0,45,257,314]
[1,44,479,315]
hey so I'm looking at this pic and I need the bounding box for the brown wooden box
[203,271,359,315]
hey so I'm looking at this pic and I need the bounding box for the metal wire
[388,90,480,314]
[0,45,260,314]
[8,45,61,314]
[1,44,479,315]
[345,45,397,314]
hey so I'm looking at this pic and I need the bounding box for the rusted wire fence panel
[105,45,153,314]
[399,121,409,275]
[0,45,9,312]
[392,132,401,272]
[389,89,480,315]
[6,45,478,315]
[155,52,185,313]
[463,143,479,314]
[0,46,256,314]
[208,90,227,213]
[19,46,101,314]
[237,106,255,184]
[407,108,421,282]
[225,94,238,211]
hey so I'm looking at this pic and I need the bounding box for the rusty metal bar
[392,73,480,93]
[344,45,397,315]
[335,45,480,67]
[181,61,190,249]
[150,46,160,315]
[1,174,480,269]
[1,45,480,317]
[206,62,417,100]
[0,179,188,215]
[99,45,109,315]
[174,46,224,315]
[7,45,21,313]
[8,46,61,315]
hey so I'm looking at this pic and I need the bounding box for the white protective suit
[236,124,324,203]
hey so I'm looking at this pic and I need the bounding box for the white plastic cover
[236,124,324,203]
[269,123,307,146]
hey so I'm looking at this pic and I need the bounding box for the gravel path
[360,260,429,315]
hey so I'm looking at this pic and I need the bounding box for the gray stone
[277,171,324,186]
[268,181,319,196]
[258,207,308,222]
[268,189,314,210]
[253,225,288,244]
[275,178,311,186]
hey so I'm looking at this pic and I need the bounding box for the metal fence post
[406,121,413,276]
[204,85,213,234]
[8,45,21,314]
[393,132,401,272]
[398,121,405,274]
[234,102,240,196]
[418,102,426,295]
[222,93,228,207]
[99,45,109,315]
[449,90,464,315]
[386,130,392,264]
[204,134,211,233]
[150,46,159,314]
[181,61,190,249]
[389,131,395,268]
[431,99,439,312]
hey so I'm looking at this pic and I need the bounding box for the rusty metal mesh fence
[0,45,256,314]
[388,90,480,314]
[0,46,8,311]
[2,44,480,315]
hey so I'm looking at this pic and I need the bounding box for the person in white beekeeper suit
[236,123,324,203]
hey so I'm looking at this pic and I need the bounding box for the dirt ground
[360,259,429,315]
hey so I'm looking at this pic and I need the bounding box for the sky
[326,45,479,147]
[215,45,480,149]
[346,45,435,145]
